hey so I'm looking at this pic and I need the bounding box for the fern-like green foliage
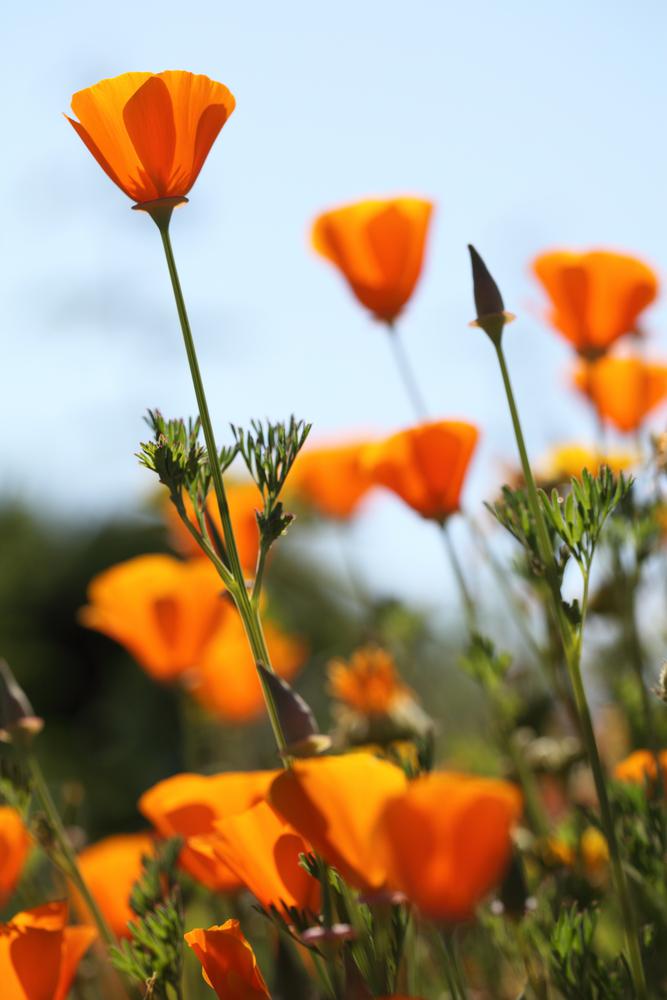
[111,837,184,1000]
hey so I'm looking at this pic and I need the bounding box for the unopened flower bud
[257,664,331,757]
[468,244,515,346]
[0,660,43,746]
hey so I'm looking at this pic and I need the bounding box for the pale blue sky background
[3,1,667,604]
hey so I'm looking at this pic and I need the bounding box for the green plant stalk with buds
[468,244,648,999]
[139,200,288,755]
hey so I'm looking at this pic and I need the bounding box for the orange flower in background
[165,481,261,574]
[80,554,228,682]
[535,443,638,486]
[75,832,154,938]
[190,801,320,915]
[312,198,433,323]
[573,356,667,433]
[532,250,658,358]
[0,901,96,1000]
[0,806,30,908]
[185,920,270,1000]
[67,71,235,205]
[139,770,277,891]
[269,753,408,893]
[614,749,667,790]
[363,421,479,521]
[376,773,522,922]
[328,646,411,716]
[191,615,306,722]
[287,441,375,520]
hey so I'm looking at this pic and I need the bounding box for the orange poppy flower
[67,71,235,206]
[80,554,229,682]
[0,807,30,908]
[189,801,320,915]
[185,920,270,1000]
[75,832,155,938]
[532,250,658,358]
[363,421,479,521]
[286,441,375,520]
[327,646,411,716]
[165,481,262,575]
[376,772,522,922]
[190,615,306,723]
[572,356,667,433]
[269,753,408,893]
[614,749,667,789]
[138,770,277,892]
[535,443,638,485]
[312,198,433,323]
[0,901,96,1000]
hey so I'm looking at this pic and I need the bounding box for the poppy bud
[0,660,43,746]
[468,245,515,346]
[257,664,331,757]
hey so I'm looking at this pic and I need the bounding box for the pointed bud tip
[468,244,514,345]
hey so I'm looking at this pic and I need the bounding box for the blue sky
[3,1,667,604]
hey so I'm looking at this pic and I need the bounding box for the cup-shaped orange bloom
[165,481,262,574]
[363,421,479,521]
[312,198,433,323]
[139,770,277,891]
[328,646,411,716]
[0,901,96,1000]
[536,443,638,486]
[376,773,521,922]
[532,250,658,358]
[185,920,270,1000]
[80,554,228,682]
[75,832,154,938]
[286,441,375,520]
[0,807,30,908]
[191,616,306,722]
[189,801,320,915]
[269,753,408,893]
[573,356,667,433]
[67,71,235,206]
[614,749,667,790]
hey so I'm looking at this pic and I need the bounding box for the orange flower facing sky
[376,773,522,922]
[269,753,408,893]
[573,356,667,433]
[189,801,320,916]
[363,421,479,521]
[191,615,306,722]
[287,441,375,520]
[312,198,433,323]
[0,901,96,1000]
[185,920,270,1000]
[0,807,30,908]
[67,71,235,206]
[328,646,411,716]
[75,832,154,938]
[80,554,228,683]
[139,770,277,892]
[532,250,658,358]
[165,480,262,575]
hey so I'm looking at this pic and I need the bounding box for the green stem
[493,341,647,999]
[441,520,477,634]
[437,929,467,999]
[386,321,430,420]
[150,212,286,756]
[27,754,117,951]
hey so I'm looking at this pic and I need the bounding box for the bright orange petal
[0,807,31,908]
[122,76,176,198]
[269,753,408,892]
[0,902,69,1000]
[184,921,270,1000]
[75,833,154,938]
[54,925,97,1000]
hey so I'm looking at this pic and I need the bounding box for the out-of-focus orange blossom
[0,807,30,908]
[286,440,375,520]
[614,749,667,790]
[363,420,479,521]
[573,355,667,433]
[75,832,155,938]
[532,249,658,358]
[327,646,411,716]
[67,71,235,206]
[312,198,433,323]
